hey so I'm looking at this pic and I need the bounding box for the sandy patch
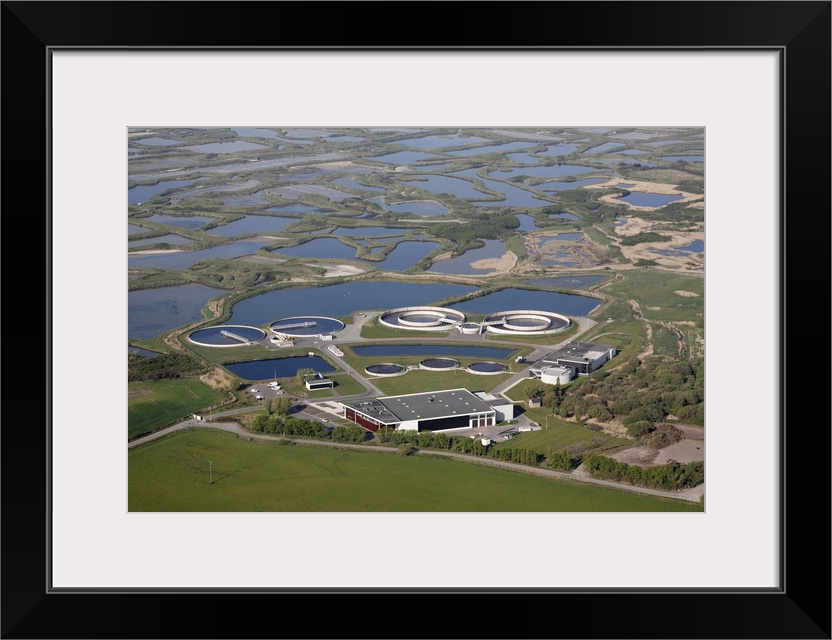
[128,388,154,400]
[240,255,287,265]
[469,251,517,275]
[675,290,699,297]
[129,249,184,256]
[653,439,704,465]
[611,424,704,467]
[311,264,368,278]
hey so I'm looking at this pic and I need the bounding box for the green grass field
[496,413,631,455]
[602,270,704,323]
[128,429,702,512]
[503,378,554,402]
[128,379,225,439]
[651,323,681,357]
[371,369,510,395]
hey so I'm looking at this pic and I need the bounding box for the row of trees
[582,455,704,490]
[249,413,369,444]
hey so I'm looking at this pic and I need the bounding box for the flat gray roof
[544,341,615,364]
[342,388,494,422]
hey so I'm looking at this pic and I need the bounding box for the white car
[250,388,259,393]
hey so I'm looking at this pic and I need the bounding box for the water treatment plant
[128,126,706,513]
[377,305,571,335]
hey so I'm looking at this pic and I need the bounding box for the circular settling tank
[188,325,266,347]
[379,306,465,331]
[419,357,460,370]
[365,363,407,377]
[467,361,508,375]
[483,309,570,335]
[269,315,344,337]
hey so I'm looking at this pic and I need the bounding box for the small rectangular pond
[208,215,298,237]
[619,192,684,208]
[225,356,335,381]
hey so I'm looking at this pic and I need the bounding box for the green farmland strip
[129,429,701,512]
[128,379,224,439]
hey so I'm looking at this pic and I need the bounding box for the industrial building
[340,388,514,433]
[305,373,334,390]
[530,341,617,383]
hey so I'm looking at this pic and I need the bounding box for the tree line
[249,413,369,444]
[582,455,704,490]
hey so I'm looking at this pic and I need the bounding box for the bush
[626,420,653,438]
[620,232,672,246]
[642,424,684,450]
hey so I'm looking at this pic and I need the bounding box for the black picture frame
[4,1,830,638]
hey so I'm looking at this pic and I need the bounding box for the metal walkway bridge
[271,320,317,331]
[220,330,252,344]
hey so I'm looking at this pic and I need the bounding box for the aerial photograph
[127,126,705,512]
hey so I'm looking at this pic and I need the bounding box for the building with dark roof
[529,341,617,384]
[340,388,513,433]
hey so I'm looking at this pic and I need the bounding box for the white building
[539,366,572,386]
[305,373,334,390]
[530,341,617,384]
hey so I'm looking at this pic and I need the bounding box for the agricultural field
[128,429,702,512]
[128,379,225,439]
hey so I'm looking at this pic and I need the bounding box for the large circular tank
[483,309,570,335]
[379,306,466,331]
[365,363,407,377]
[269,315,344,337]
[188,325,266,347]
[467,361,508,375]
[419,357,460,371]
